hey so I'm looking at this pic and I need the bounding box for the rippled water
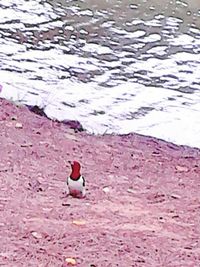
[0,0,200,147]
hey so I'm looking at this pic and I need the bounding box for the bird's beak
[68,160,72,165]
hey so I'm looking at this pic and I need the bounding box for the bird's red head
[69,161,81,180]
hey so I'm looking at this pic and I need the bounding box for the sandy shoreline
[0,98,200,266]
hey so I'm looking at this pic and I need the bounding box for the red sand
[0,98,200,266]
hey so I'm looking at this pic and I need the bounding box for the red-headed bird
[66,161,86,198]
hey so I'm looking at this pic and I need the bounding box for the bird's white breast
[67,175,85,197]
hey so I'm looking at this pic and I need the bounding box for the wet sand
[0,98,200,266]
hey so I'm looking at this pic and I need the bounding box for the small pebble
[15,122,23,129]
[103,187,110,193]
[31,231,43,239]
[65,257,76,265]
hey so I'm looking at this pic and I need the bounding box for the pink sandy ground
[0,98,200,267]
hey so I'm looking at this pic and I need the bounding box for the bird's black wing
[82,176,85,186]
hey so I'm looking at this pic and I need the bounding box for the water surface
[0,0,200,147]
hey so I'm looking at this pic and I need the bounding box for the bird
[66,160,86,198]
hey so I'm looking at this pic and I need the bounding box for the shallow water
[0,0,200,147]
